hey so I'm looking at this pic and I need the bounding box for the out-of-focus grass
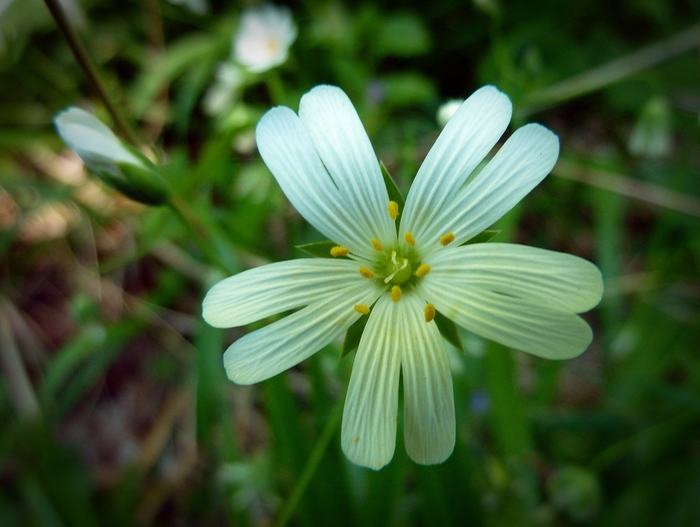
[1,0,699,525]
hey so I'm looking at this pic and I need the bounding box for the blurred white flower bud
[54,107,169,205]
[628,96,672,159]
[436,99,464,128]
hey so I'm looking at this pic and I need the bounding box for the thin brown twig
[43,0,142,147]
[553,158,700,218]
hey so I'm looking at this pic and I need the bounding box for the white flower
[628,96,672,159]
[436,99,464,127]
[203,62,245,116]
[166,0,209,15]
[202,85,603,470]
[54,107,169,205]
[233,3,297,73]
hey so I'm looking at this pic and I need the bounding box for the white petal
[423,244,603,314]
[223,282,384,384]
[341,293,401,470]
[420,123,559,254]
[202,259,373,328]
[299,86,395,246]
[416,278,594,360]
[400,86,512,246]
[256,106,378,259]
[54,107,140,167]
[400,293,455,465]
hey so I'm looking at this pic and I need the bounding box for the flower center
[383,250,412,285]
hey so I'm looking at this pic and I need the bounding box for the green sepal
[341,314,369,360]
[434,310,464,352]
[462,229,500,245]
[380,160,405,210]
[115,161,171,206]
[296,241,345,259]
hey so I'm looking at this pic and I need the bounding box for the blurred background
[1,0,699,525]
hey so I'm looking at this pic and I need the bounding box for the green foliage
[0,0,699,525]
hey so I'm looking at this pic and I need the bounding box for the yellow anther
[388,201,399,220]
[415,264,431,277]
[404,232,416,246]
[353,435,360,443]
[424,303,436,322]
[390,285,402,302]
[371,238,384,251]
[439,232,455,246]
[354,304,370,315]
[359,267,376,279]
[330,246,350,257]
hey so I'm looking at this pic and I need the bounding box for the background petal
[341,293,401,470]
[202,259,374,327]
[401,293,455,465]
[423,244,603,313]
[223,282,384,385]
[299,86,395,246]
[400,86,512,246]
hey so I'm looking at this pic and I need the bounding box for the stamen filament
[371,238,384,251]
[354,304,370,315]
[388,201,399,220]
[390,285,402,302]
[330,246,350,257]
[439,232,455,246]
[359,267,376,279]
[404,232,415,246]
[424,303,436,322]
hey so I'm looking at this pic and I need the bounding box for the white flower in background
[166,0,209,15]
[202,85,603,469]
[54,107,169,205]
[233,3,297,73]
[436,98,464,127]
[628,96,672,159]
[166,0,208,15]
[203,62,245,116]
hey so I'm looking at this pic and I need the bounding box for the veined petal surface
[342,293,402,470]
[400,293,455,465]
[256,107,377,259]
[423,244,603,314]
[401,86,512,246]
[202,259,376,327]
[299,86,395,246]
[224,282,384,384]
[415,281,593,360]
[420,124,559,254]
[55,107,140,167]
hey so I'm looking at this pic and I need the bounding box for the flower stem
[265,71,287,106]
[168,194,233,273]
[520,23,700,115]
[42,0,142,147]
[275,395,344,527]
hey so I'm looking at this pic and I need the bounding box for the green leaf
[434,311,464,352]
[380,160,405,209]
[341,315,369,359]
[462,229,500,245]
[380,73,436,107]
[373,13,432,58]
[297,241,344,258]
